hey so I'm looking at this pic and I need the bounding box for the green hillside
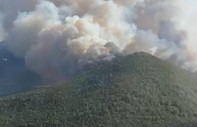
[1,52,197,127]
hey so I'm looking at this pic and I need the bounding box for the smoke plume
[1,0,197,78]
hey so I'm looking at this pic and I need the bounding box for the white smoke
[1,0,197,78]
[0,12,5,41]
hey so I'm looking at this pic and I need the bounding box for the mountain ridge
[1,52,197,127]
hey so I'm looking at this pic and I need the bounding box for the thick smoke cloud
[1,0,197,78]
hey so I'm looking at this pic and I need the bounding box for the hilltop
[1,52,197,127]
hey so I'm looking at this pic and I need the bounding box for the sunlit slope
[1,52,197,127]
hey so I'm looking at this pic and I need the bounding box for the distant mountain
[0,43,42,96]
[1,52,197,127]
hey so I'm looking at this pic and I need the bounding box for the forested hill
[1,52,197,127]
